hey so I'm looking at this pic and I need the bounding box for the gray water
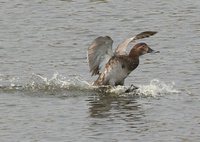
[0,0,200,141]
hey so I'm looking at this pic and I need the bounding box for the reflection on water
[86,95,149,141]
[88,95,144,122]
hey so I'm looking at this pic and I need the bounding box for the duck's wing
[115,31,157,55]
[87,36,114,76]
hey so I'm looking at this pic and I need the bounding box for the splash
[0,73,179,97]
[106,79,179,97]
[0,73,92,93]
[136,79,180,97]
[24,73,92,91]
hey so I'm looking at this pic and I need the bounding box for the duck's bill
[148,47,160,53]
[151,50,160,53]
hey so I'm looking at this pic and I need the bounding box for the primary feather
[115,31,157,55]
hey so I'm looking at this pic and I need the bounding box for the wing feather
[115,31,157,55]
[87,36,114,76]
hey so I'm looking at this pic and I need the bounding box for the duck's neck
[128,49,140,60]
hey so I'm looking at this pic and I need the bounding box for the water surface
[0,0,200,141]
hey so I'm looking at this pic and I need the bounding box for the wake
[0,73,179,97]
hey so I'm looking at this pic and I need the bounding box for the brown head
[129,42,158,58]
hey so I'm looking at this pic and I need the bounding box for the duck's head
[129,42,159,57]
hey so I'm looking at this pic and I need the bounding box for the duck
[87,31,158,86]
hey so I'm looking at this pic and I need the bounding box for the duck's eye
[141,45,145,48]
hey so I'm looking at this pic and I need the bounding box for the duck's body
[87,31,158,86]
[94,55,139,86]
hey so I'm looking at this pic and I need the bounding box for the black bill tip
[148,47,160,53]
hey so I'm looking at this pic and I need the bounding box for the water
[0,0,200,141]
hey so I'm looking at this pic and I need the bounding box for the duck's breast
[104,58,131,85]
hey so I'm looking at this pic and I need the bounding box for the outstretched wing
[115,31,157,55]
[87,36,114,76]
